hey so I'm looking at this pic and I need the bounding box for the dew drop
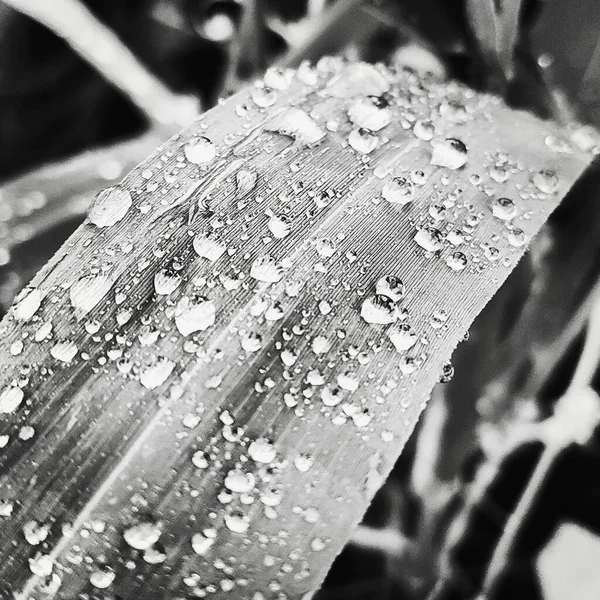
[375,275,405,302]
[70,275,112,316]
[241,332,262,352]
[347,95,391,131]
[175,295,216,336]
[224,468,256,493]
[184,136,217,164]
[224,512,250,533]
[507,227,527,247]
[382,177,414,205]
[0,386,24,414]
[248,438,277,463]
[252,86,277,108]
[89,186,132,228]
[192,531,216,555]
[491,197,517,220]
[50,340,78,363]
[153,268,181,295]
[533,168,559,194]
[193,231,227,261]
[90,567,115,589]
[267,108,326,147]
[268,214,292,239]
[236,169,258,196]
[361,294,397,324]
[388,323,417,352]
[430,138,468,170]
[13,287,43,321]
[250,255,283,282]
[446,251,468,271]
[413,119,435,141]
[348,128,378,154]
[140,357,175,390]
[123,522,161,550]
[414,227,443,252]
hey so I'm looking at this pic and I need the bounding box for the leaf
[0,60,593,598]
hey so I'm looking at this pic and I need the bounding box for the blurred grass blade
[0,61,594,599]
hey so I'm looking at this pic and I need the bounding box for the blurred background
[1,1,600,599]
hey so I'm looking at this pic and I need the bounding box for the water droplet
[51,340,78,363]
[0,386,24,414]
[361,294,397,324]
[13,287,43,321]
[90,566,115,589]
[430,138,468,170]
[225,468,256,493]
[236,168,258,196]
[429,204,446,221]
[153,268,181,295]
[533,168,559,194]
[123,521,161,550]
[29,553,53,577]
[315,238,336,257]
[347,95,391,131]
[312,335,331,354]
[224,512,249,533]
[507,227,527,247]
[252,86,277,108]
[140,357,175,390]
[264,66,292,90]
[382,177,414,205]
[414,227,443,252]
[439,361,454,382]
[185,136,216,164]
[294,454,314,472]
[321,385,343,406]
[70,275,112,316]
[348,128,378,154]
[175,295,216,336]
[337,371,359,392]
[193,231,227,261]
[388,323,417,352]
[267,108,326,147]
[268,214,292,239]
[250,255,283,282]
[241,331,263,352]
[491,197,517,220]
[446,251,468,271]
[192,450,209,468]
[413,119,435,141]
[89,186,132,228]
[375,275,405,302]
[248,438,276,463]
[192,530,216,555]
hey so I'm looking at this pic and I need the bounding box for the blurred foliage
[1,1,600,599]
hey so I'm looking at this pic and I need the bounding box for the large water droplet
[13,287,43,321]
[375,275,405,302]
[154,268,181,295]
[90,567,115,589]
[70,275,112,316]
[140,357,175,390]
[252,86,277,108]
[224,468,256,493]
[250,255,283,282]
[446,251,468,271]
[361,295,397,324]
[413,119,435,141]
[248,438,276,463]
[266,108,326,147]
[193,231,227,261]
[192,530,216,555]
[241,331,263,352]
[185,136,217,164]
[382,177,414,205]
[347,95,391,131]
[414,227,443,252]
[89,186,132,228]
[388,323,417,352]
[175,295,216,336]
[491,197,517,220]
[123,522,161,550]
[0,386,24,414]
[533,168,559,194]
[348,128,378,154]
[50,340,78,363]
[430,138,468,170]
[267,214,292,239]
[224,512,249,533]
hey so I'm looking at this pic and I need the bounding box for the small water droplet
[0,386,24,414]
[361,295,397,324]
[140,357,175,390]
[70,275,112,316]
[123,521,161,550]
[193,231,227,261]
[252,86,277,108]
[248,438,277,463]
[413,119,435,141]
[388,323,417,352]
[491,197,517,220]
[13,287,43,321]
[375,276,405,302]
[250,255,283,282]
[533,168,559,193]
